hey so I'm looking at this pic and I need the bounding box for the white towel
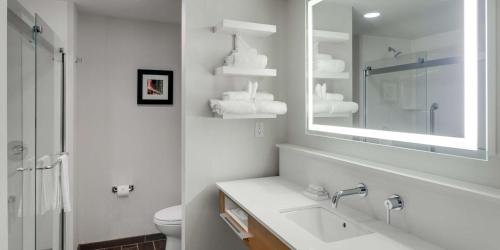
[254,92,274,101]
[314,59,345,73]
[247,81,259,99]
[331,101,359,114]
[38,155,52,215]
[325,93,344,101]
[222,91,274,101]
[209,99,257,115]
[316,53,332,60]
[313,100,332,114]
[56,154,71,212]
[255,101,287,115]
[222,91,251,101]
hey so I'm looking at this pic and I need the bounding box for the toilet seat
[154,205,182,225]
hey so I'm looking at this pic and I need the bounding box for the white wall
[182,0,288,249]
[0,1,9,250]
[75,14,181,244]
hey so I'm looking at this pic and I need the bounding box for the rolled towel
[255,92,274,101]
[314,59,345,73]
[314,84,323,98]
[325,93,344,101]
[313,100,332,114]
[331,101,359,114]
[222,91,274,101]
[315,53,332,60]
[222,91,252,101]
[226,51,268,69]
[209,99,257,115]
[255,101,287,115]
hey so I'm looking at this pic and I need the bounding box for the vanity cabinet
[218,191,290,250]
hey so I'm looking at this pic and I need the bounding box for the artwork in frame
[137,69,173,105]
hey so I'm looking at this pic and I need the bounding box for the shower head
[388,46,403,58]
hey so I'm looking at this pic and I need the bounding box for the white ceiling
[324,0,462,39]
[74,0,181,24]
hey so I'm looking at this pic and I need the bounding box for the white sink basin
[282,207,373,243]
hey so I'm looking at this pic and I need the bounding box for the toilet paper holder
[112,185,135,194]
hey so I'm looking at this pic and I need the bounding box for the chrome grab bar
[429,103,439,152]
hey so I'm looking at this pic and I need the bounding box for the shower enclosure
[362,50,467,151]
[7,0,66,249]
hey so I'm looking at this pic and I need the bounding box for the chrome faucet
[331,183,368,208]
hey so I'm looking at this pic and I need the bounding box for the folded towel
[247,81,259,99]
[325,93,344,101]
[314,59,345,73]
[38,155,52,215]
[209,99,257,115]
[222,91,251,101]
[313,100,332,114]
[255,101,287,115]
[222,91,274,101]
[255,92,274,101]
[331,101,359,114]
[58,154,71,212]
[315,53,332,60]
[225,51,268,69]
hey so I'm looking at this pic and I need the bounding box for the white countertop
[216,177,443,250]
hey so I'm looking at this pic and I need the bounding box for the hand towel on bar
[209,99,257,115]
[331,101,359,114]
[56,154,71,212]
[38,155,53,215]
[255,101,287,115]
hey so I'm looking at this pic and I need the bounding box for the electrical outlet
[255,121,264,137]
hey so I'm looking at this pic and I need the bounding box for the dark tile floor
[95,239,165,250]
[79,234,166,250]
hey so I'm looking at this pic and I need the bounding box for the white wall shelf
[313,30,350,43]
[314,72,349,80]
[214,113,277,119]
[214,19,276,37]
[215,66,277,77]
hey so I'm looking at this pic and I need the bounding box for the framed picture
[137,69,173,105]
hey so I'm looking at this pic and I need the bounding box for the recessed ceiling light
[364,12,380,19]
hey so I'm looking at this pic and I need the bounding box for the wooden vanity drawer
[219,191,290,250]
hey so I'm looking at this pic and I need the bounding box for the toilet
[154,205,182,250]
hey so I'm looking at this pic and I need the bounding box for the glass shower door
[34,14,64,250]
[7,5,37,250]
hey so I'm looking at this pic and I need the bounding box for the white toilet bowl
[154,205,182,250]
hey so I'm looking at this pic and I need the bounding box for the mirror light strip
[307,0,479,150]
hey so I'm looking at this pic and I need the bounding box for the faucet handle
[384,194,403,224]
[384,194,403,210]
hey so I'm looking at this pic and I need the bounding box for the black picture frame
[137,69,174,105]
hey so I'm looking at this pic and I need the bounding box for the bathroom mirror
[307,0,488,159]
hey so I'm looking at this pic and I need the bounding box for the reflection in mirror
[307,0,487,159]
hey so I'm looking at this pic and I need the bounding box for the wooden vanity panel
[247,217,290,250]
[218,191,290,250]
